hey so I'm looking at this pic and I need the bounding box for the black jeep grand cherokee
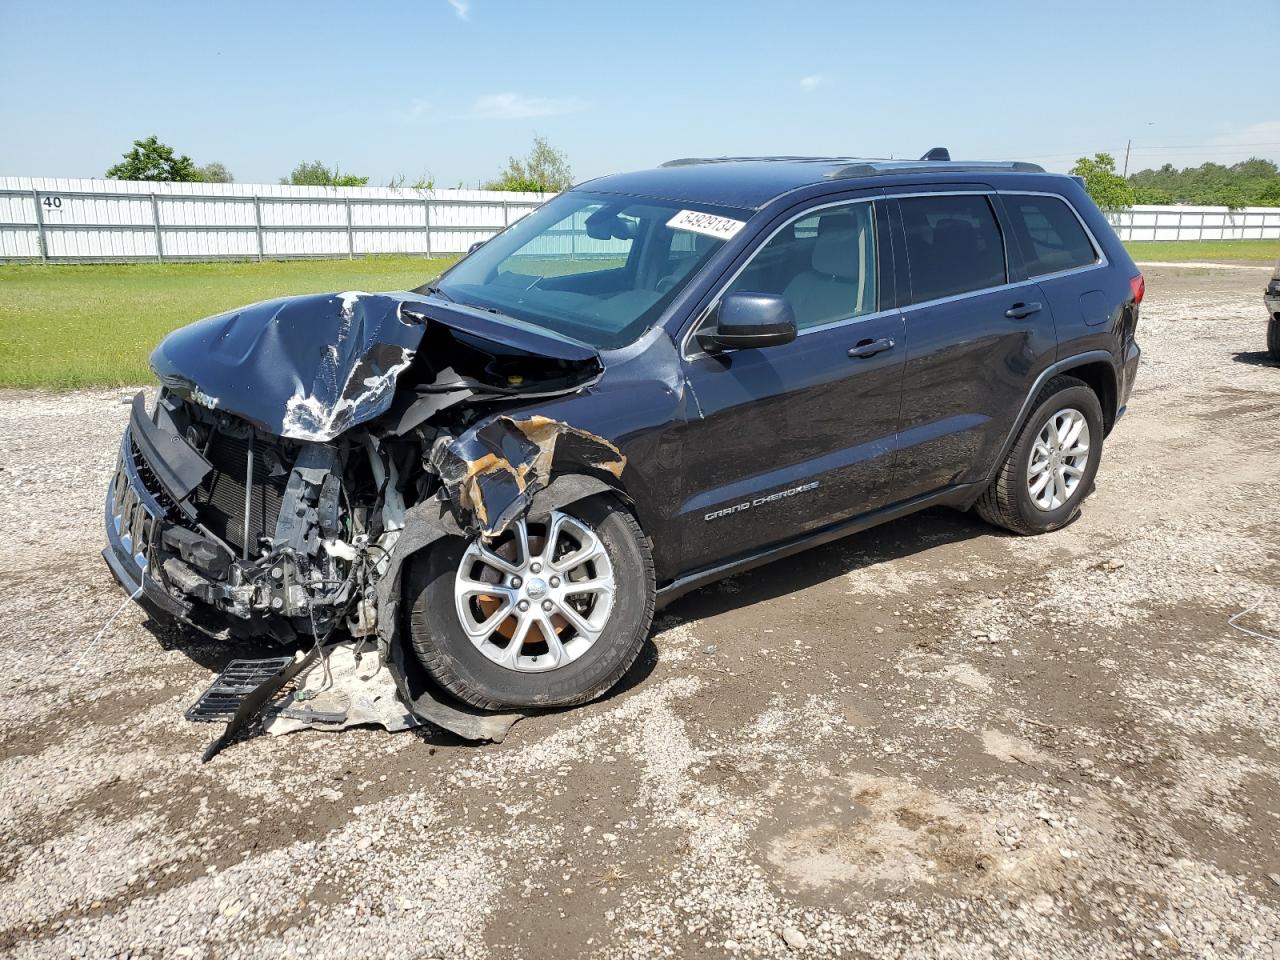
[105,151,1143,712]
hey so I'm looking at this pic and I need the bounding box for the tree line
[1071,153,1280,210]
[102,135,574,192]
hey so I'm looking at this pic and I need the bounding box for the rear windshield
[433,191,750,349]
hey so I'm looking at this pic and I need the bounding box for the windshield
[432,191,749,349]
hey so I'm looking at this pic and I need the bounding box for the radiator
[192,432,291,555]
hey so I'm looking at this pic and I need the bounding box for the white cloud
[396,98,432,123]
[469,92,587,120]
[446,0,470,20]
[799,75,826,90]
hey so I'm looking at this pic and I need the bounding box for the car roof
[577,156,1050,210]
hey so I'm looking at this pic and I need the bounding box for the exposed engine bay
[103,290,627,746]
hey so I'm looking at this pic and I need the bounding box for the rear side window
[723,201,878,331]
[1004,195,1099,276]
[898,194,1007,304]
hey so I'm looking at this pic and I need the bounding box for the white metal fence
[1,177,1277,262]
[1105,205,1280,243]
[0,177,553,262]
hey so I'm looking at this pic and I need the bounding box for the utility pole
[1122,139,1132,178]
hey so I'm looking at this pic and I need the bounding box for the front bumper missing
[103,418,528,755]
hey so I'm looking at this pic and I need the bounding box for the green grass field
[0,256,459,389]
[1,240,1277,389]
[1124,239,1279,263]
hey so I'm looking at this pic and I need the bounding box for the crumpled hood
[151,290,601,442]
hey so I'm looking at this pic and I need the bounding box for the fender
[527,473,633,520]
[979,350,1119,493]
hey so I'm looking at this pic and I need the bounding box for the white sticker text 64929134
[666,209,746,242]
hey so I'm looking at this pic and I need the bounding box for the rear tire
[405,496,655,710]
[1268,315,1280,361]
[975,376,1104,536]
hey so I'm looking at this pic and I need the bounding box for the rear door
[998,191,1111,347]
[888,190,1058,497]
[675,195,904,571]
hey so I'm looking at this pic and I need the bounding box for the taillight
[1129,274,1145,305]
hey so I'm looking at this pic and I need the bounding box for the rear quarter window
[1004,195,1099,277]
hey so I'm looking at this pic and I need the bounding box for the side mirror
[467,239,487,256]
[696,292,797,352]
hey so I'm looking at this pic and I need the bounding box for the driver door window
[721,201,879,331]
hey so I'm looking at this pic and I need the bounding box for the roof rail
[660,156,872,167]
[826,159,1046,180]
[658,155,1047,177]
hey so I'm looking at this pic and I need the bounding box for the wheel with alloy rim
[976,375,1104,536]
[406,496,654,710]
[1026,408,1091,511]
[453,511,616,673]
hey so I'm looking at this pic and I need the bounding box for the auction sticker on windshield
[666,209,746,241]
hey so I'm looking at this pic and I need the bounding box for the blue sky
[2,0,1277,186]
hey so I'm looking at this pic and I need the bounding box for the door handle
[1005,301,1043,319]
[847,337,895,359]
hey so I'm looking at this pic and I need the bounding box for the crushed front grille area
[192,433,291,555]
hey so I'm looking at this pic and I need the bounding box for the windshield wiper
[420,284,454,303]
[458,301,519,322]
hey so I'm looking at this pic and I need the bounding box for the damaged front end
[103,290,616,738]
[104,389,404,643]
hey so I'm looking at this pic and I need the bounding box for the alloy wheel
[1026,408,1091,511]
[453,512,616,672]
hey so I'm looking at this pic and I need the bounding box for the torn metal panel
[150,291,606,445]
[432,415,627,537]
[392,365,476,435]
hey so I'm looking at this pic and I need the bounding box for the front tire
[1268,315,1280,361]
[406,496,655,710]
[975,376,1104,536]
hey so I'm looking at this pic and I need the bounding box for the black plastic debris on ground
[185,656,295,723]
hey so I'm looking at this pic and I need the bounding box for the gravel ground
[1,264,1278,960]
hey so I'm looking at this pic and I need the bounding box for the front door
[675,197,905,572]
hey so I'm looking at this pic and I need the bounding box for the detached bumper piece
[185,656,296,723]
[196,648,321,762]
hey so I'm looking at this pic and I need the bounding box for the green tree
[1257,179,1280,206]
[485,136,572,192]
[281,161,369,187]
[106,136,199,182]
[1070,153,1135,211]
[1132,185,1173,204]
[195,162,234,183]
[1128,157,1280,207]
